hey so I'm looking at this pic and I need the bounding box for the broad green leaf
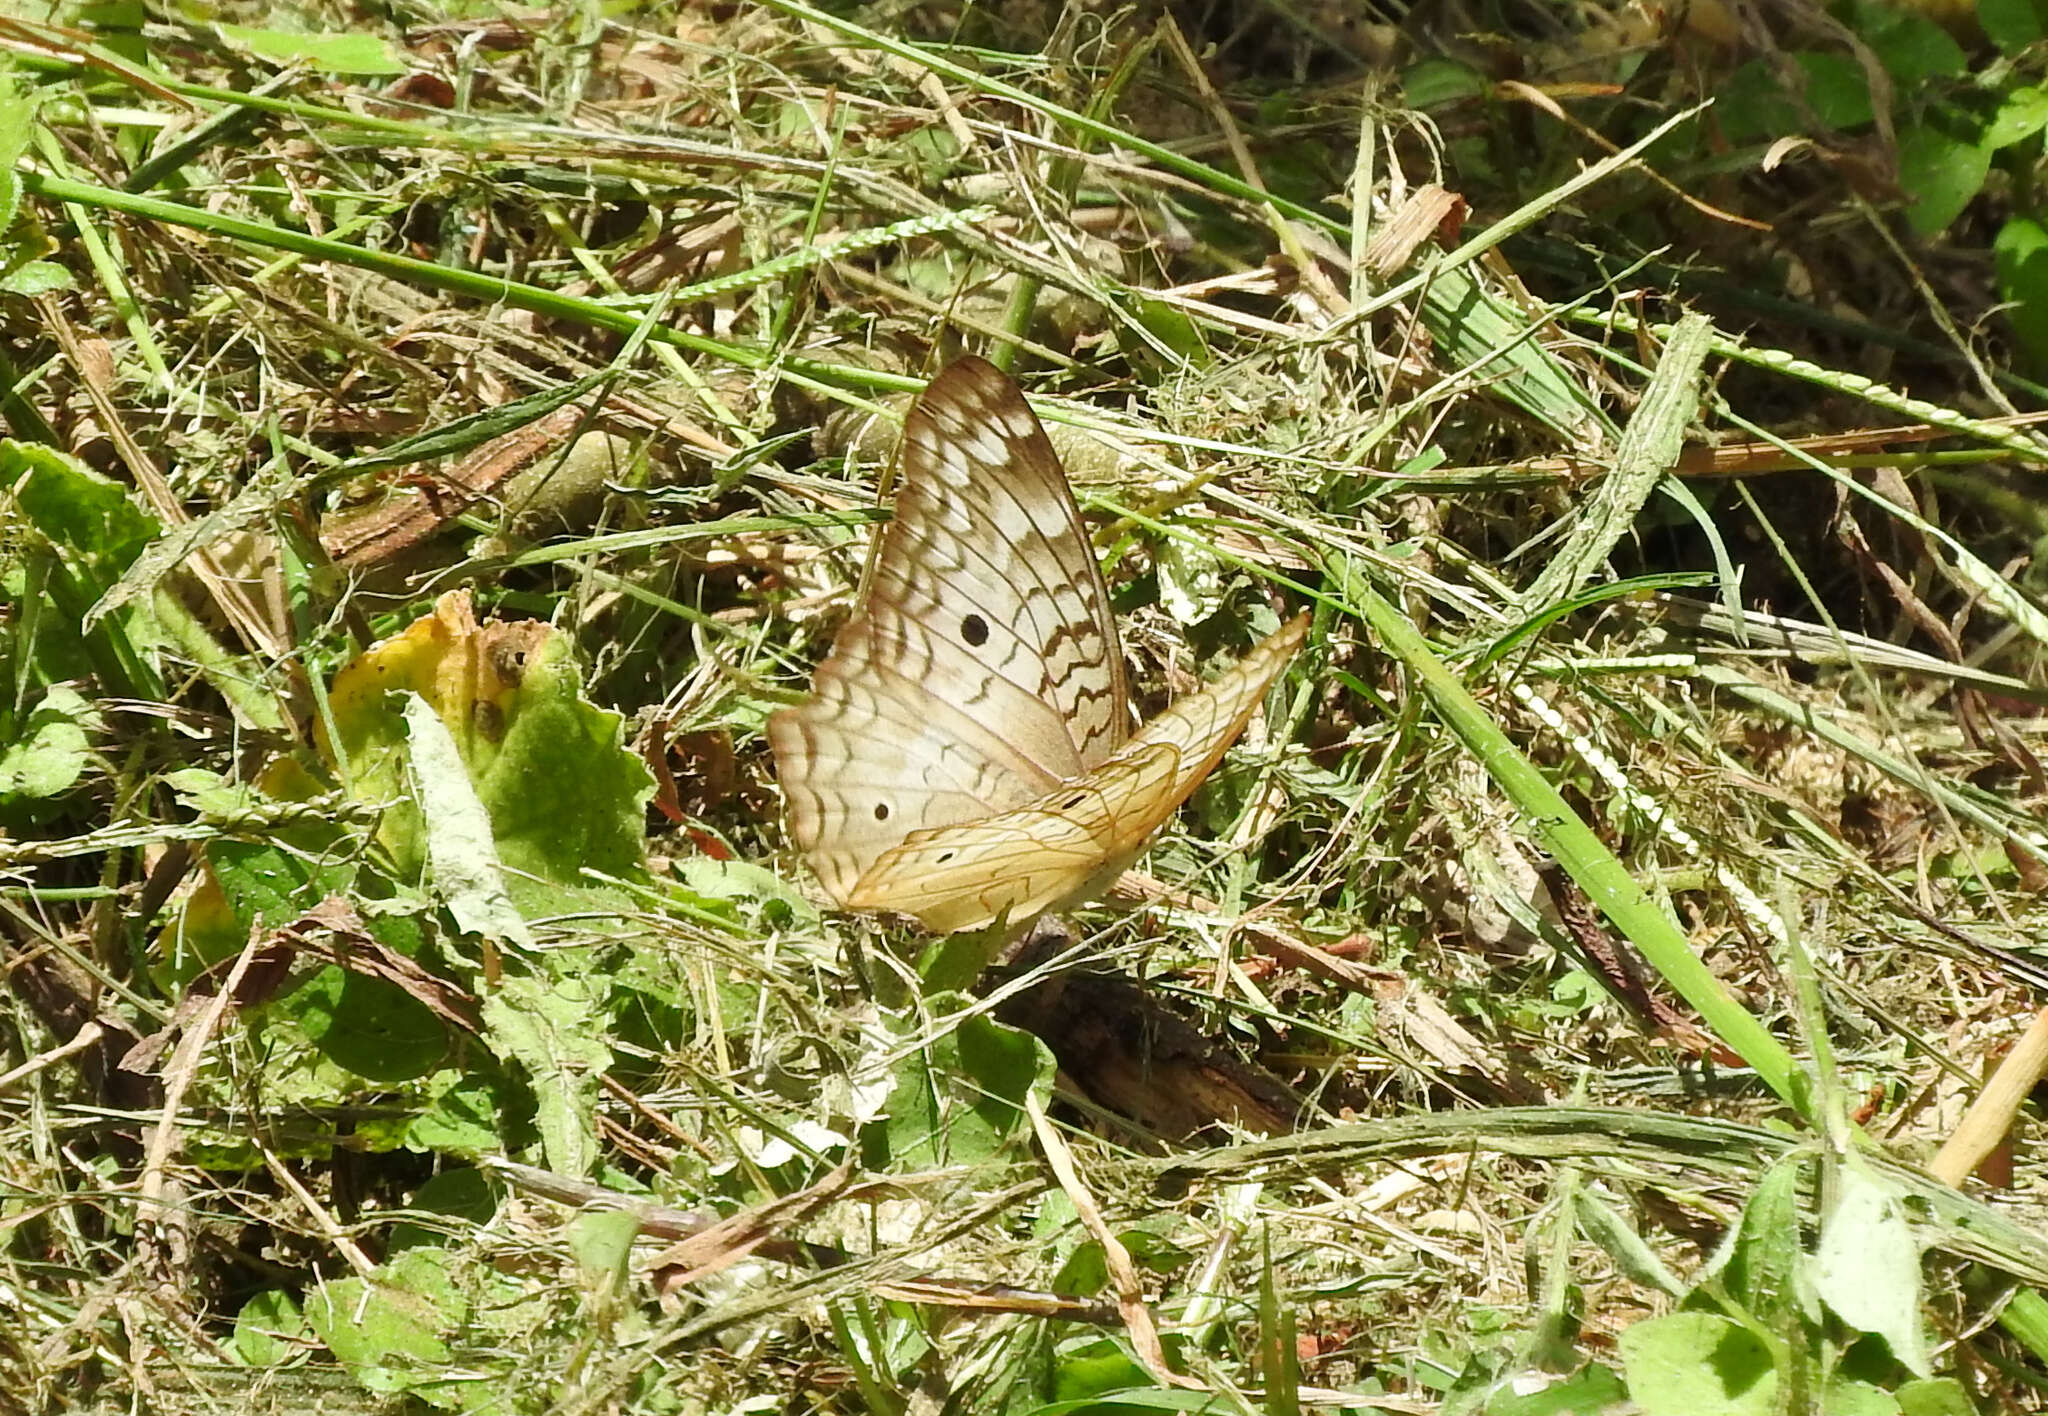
[569,1209,641,1284]
[1617,1312,1778,1416]
[1126,296,1208,365]
[1981,0,2048,51]
[214,22,404,74]
[1716,61,1804,144]
[1823,1379,1903,1416]
[230,1290,307,1367]
[306,1276,452,1370]
[3,440,158,577]
[1402,57,1490,109]
[670,855,814,927]
[1716,1155,1805,1324]
[1895,1377,1980,1415]
[388,1168,499,1254]
[1897,118,1991,235]
[879,1010,1053,1170]
[294,965,448,1084]
[481,973,611,1176]
[0,82,35,169]
[1,442,165,701]
[403,693,532,947]
[161,835,355,980]
[1483,1364,1631,1414]
[405,1075,511,1156]
[1796,53,1875,130]
[0,684,95,805]
[1815,1164,1931,1377]
[1860,7,1967,81]
[0,260,73,297]
[320,592,652,913]
[1049,1336,1152,1404]
[1996,217,2048,366]
[1987,85,2048,149]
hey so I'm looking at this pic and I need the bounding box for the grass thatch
[7,0,2048,1411]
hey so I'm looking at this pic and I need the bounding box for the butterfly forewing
[881,358,1128,770]
[845,613,1310,933]
[768,357,1129,905]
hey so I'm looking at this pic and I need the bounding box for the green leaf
[1484,1364,1630,1414]
[294,967,450,1085]
[1895,1377,1980,1416]
[1617,1312,1779,1416]
[1125,296,1208,365]
[0,80,37,180]
[343,369,612,475]
[214,22,404,75]
[478,633,652,898]
[1715,61,1804,144]
[389,1167,499,1254]
[405,1075,511,1156]
[1796,52,1874,130]
[1714,1155,1805,1324]
[1896,118,1991,235]
[1815,1163,1931,1377]
[183,837,355,962]
[481,973,612,1176]
[1995,217,2048,365]
[1860,7,1967,82]
[230,1289,307,1367]
[0,684,95,804]
[1049,1336,1152,1403]
[1424,262,1602,443]
[879,1009,1053,1170]
[670,855,814,926]
[1986,85,2048,149]
[306,1274,453,1370]
[3,440,158,576]
[1401,57,1490,109]
[322,598,652,912]
[569,1209,641,1284]
[0,261,74,297]
[1981,0,2048,51]
[402,693,533,947]
[1823,1378,1903,1416]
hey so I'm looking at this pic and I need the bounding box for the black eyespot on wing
[874,802,891,821]
[1060,792,1087,810]
[936,850,956,864]
[961,613,989,646]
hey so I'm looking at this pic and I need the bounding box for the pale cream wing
[769,357,1129,904]
[767,618,1066,904]
[845,613,1310,933]
[873,356,1128,769]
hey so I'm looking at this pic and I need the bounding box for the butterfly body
[770,357,1305,934]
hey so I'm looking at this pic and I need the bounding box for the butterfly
[769,357,1308,934]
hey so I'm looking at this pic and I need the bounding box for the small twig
[135,926,266,1280]
[1929,1008,2048,1188]
[0,1021,103,1098]
[1028,1091,1199,1390]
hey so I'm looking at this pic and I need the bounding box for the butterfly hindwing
[846,614,1309,933]
[768,615,1066,903]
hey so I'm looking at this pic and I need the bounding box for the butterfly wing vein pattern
[769,356,1305,933]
